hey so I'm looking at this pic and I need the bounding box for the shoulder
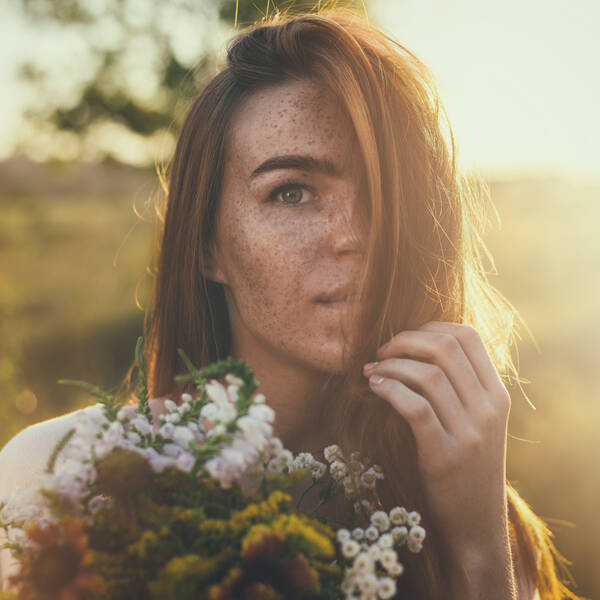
[0,408,87,496]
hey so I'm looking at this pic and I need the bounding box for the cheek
[226,227,305,314]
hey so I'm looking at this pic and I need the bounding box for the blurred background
[0,0,598,596]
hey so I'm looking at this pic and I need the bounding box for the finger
[368,374,451,450]
[418,321,510,406]
[366,358,468,436]
[376,329,484,413]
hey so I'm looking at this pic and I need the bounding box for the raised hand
[363,321,517,598]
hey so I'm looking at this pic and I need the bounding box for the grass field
[0,160,598,597]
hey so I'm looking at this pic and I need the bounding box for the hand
[363,321,515,596]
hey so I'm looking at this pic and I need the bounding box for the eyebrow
[249,154,341,180]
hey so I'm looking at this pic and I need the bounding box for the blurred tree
[18,0,365,164]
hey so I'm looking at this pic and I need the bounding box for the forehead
[225,79,358,176]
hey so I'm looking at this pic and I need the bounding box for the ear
[201,241,228,285]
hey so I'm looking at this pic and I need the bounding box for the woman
[0,8,580,598]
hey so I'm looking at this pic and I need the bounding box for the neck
[230,340,333,457]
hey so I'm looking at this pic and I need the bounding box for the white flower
[266,437,284,457]
[336,528,351,542]
[166,412,181,424]
[200,403,219,422]
[248,404,275,423]
[159,422,175,440]
[236,415,271,451]
[330,460,348,481]
[391,526,408,544]
[172,426,195,449]
[252,392,266,404]
[407,510,421,527]
[343,475,358,497]
[146,449,175,473]
[204,456,237,488]
[387,561,404,577]
[117,405,137,421]
[409,524,426,543]
[162,443,183,458]
[206,380,232,407]
[389,506,408,525]
[378,533,393,549]
[357,572,377,594]
[351,527,364,541]
[407,537,423,553]
[266,457,284,474]
[352,551,374,573]
[368,544,381,561]
[176,452,195,473]
[225,373,244,387]
[377,576,396,599]
[309,461,327,480]
[226,384,240,403]
[164,399,177,412]
[370,510,390,532]
[126,431,141,444]
[360,469,378,489]
[365,526,379,542]
[324,444,343,463]
[130,416,153,437]
[341,539,360,559]
[218,403,238,424]
[179,402,191,413]
[291,452,314,470]
[379,548,398,571]
[88,495,111,516]
[180,392,193,403]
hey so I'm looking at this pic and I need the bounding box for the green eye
[280,188,303,205]
[268,183,314,206]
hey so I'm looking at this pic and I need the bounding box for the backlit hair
[134,8,580,598]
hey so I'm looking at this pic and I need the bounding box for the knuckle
[460,324,481,342]
[425,364,445,388]
[437,333,459,355]
[462,429,484,453]
[407,397,432,424]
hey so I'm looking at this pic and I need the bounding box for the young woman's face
[208,79,368,375]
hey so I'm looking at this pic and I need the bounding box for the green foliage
[17,0,366,163]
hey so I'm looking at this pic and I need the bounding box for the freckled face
[208,79,367,375]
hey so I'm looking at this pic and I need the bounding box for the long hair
[133,8,581,599]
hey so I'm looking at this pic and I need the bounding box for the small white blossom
[391,526,408,544]
[407,537,423,553]
[368,544,381,561]
[330,460,348,481]
[252,393,266,404]
[377,576,396,599]
[291,452,314,470]
[351,527,364,541]
[352,551,374,573]
[389,506,408,525]
[357,572,377,594]
[387,561,404,577]
[163,443,183,458]
[365,526,379,542]
[159,422,176,440]
[180,393,193,403]
[409,524,426,543]
[164,399,177,412]
[224,373,244,387]
[324,444,343,463]
[370,510,391,532]
[172,426,195,449]
[309,461,327,480]
[341,539,361,559]
[378,533,394,549]
[176,452,195,473]
[407,510,421,527]
[379,548,398,570]
[336,528,351,542]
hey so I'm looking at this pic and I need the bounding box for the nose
[326,189,368,256]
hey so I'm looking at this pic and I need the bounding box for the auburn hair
[130,7,581,599]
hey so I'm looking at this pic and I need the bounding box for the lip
[314,286,360,303]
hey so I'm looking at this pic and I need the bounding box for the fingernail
[369,375,385,385]
[363,361,378,372]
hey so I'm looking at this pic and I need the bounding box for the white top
[0,409,83,590]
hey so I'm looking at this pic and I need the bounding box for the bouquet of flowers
[0,339,426,599]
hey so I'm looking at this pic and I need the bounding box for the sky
[1,0,598,178]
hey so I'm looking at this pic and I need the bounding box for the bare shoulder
[0,408,88,496]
